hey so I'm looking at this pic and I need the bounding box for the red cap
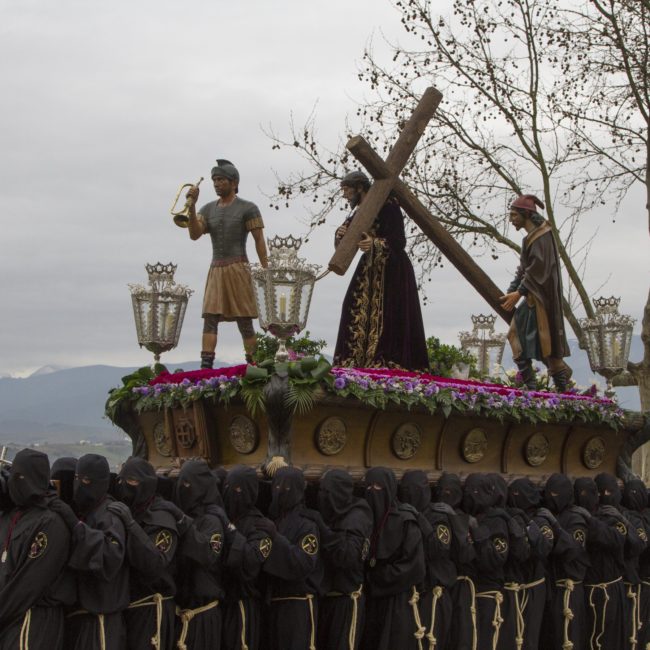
[511,194,545,212]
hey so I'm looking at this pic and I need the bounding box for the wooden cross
[329,86,510,322]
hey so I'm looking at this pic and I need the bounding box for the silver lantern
[580,296,635,377]
[250,235,320,362]
[129,262,193,363]
[459,314,507,377]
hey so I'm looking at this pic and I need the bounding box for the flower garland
[108,363,624,429]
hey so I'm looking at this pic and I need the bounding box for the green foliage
[251,331,327,364]
[426,337,478,378]
[105,364,166,423]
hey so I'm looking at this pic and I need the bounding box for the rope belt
[270,594,316,650]
[456,575,478,650]
[504,577,546,650]
[625,582,643,650]
[408,586,426,650]
[128,592,173,650]
[426,585,444,650]
[585,576,622,650]
[67,609,107,650]
[476,589,504,650]
[19,608,31,650]
[323,586,364,650]
[555,579,581,650]
[237,600,249,650]
[175,599,219,650]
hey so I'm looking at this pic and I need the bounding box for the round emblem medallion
[153,420,172,457]
[462,428,488,463]
[525,433,550,467]
[315,417,347,456]
[229,415,259,455]
[583,436,606,470]
[391,422,422,460]
[175,417,196,449]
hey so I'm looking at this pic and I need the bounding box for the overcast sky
[1,0,648,378]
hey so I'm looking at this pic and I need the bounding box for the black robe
[317,501,372,650]
[65,496,129,650]
[333,197,428,371]
[363,467,425,650]
[222,508,271,650]
[263,508,322,650]
[0,502,74,650]
[123,498,179,650]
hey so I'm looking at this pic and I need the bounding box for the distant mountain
[0,361,212,445]
[0,338,644,447]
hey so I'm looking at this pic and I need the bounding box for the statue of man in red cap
[499,194,572,391]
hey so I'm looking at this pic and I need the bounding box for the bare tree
[268,0,603,332]
[551,0,650,411]
[267,0,649,415]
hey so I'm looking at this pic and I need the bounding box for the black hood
[8,448,50,507]
[270,466,305,519]
[365,466,405,560]
[398,470,431,513]
[490,473,508,508]
[365,466,398,525]
[175,459,220,516]
[318,468,356,523]
[544,473,574,514]
[574,477,599,514]
[117,457,158,514]
[622,479,647,512]
[434,473,462,508]
[595,473,621,507]
[51,456,77,505]
[223,465,259,522]
[508,478,540,512]
[210,466,227,507]
[74,454,110,515]
[463,473,495,515]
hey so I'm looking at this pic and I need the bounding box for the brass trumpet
[171,177,204,228]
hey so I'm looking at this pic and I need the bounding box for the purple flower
[334,377,347,390]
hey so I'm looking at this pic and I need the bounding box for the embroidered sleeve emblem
[361,538,370,561]
[155,530,173,553]
[28,532,48,559]
[259,537,272,559]
[637,527,648,542]
[615,522,627,536]
[301,534,319,556]
[573,529,586,546]
[540,525,554,541]
[210,533,223,554]
[437,524,451,545]
[493,537,508,555]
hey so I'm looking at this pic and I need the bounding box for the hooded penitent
[365,467,397,526]
[223,465,258,523]
[318,468,357,524]
[51,456,77,505]
[398,469,431,513]
[489,473,508,509]
[574,477,599,514]
[174,459,220,516]
[269,466,305,519]
[595,472,622,507]
[508,478,541,513]
[543,473,574,514]
[117,457,158,513]
[463,473,495,516]
[623,479,647,512]
[434,473,463,508]
[73,453,110,515]
[8,448,50,507]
